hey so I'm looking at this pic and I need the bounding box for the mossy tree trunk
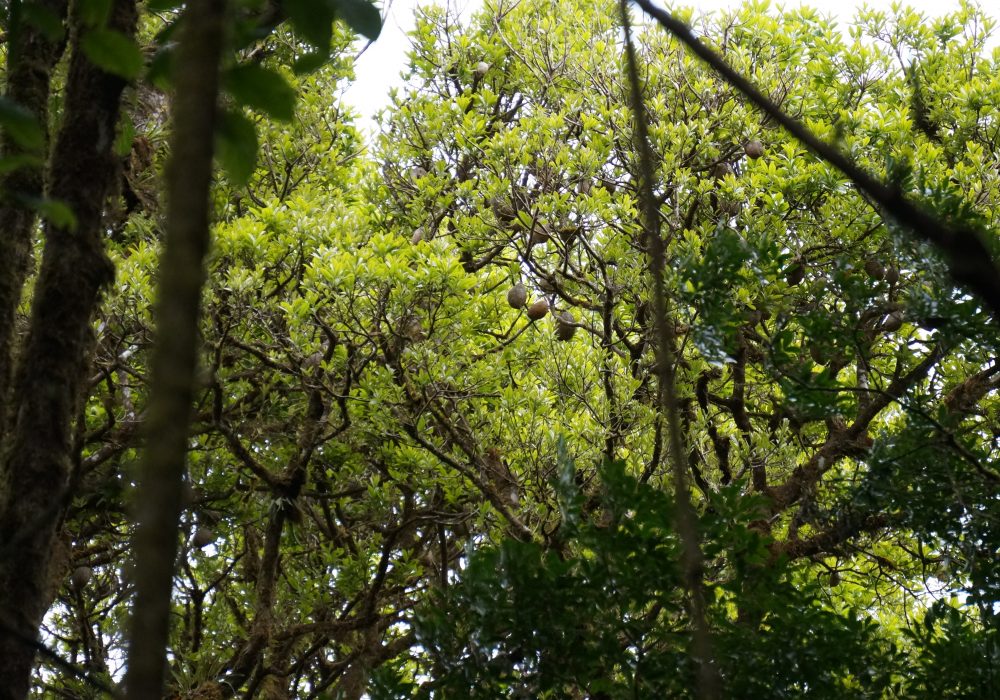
[0,1,137,696]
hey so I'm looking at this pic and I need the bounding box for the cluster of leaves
[411,462,895,699]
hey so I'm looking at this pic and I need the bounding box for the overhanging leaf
[0,98,45,150]
[21,196,78,231]
[215,110,259,187]
[81,29,144,80]
[21,2,66,42]
[286,0,335,51]
[334,0,382,40]
[293,50,331,75]
[0,153,44,176]
[78,0,112,26]
[224,65,296,122]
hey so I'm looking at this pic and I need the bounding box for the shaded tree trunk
[0,0,69,433]
[124,1,227,696]
[0,0,138,696]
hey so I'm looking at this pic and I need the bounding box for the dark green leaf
[0,153,44,176]
[286,0,335,51]
[293,50,331,75]
[0,98,45,150]
[146,45,174,91]
[22,2,65,42]
[81,29,144,80]
[215,110,259,187]
[22,196,78,230]
[78,0,111,27]
[334,0,382,40]
[224,65,296,122]
[114,117,135,157]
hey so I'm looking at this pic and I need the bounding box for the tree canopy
[1,0,999,698]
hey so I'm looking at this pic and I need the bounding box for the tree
[4,0,1000,697]
[0,0,380,697]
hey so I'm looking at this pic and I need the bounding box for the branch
[769,346,943,513]
[771,512,890,563]
[620,4,720,697]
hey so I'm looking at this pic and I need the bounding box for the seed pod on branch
[555,310,577,341]
[507,283,527,309]
[527,298,549,321]
[744,139,765,159]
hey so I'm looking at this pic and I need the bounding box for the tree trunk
[0,1,137,696]
[125,1,227,696]
[0,0,69,433]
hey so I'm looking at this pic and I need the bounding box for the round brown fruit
[711,162,733,179]
[882,311,904,332]
[744,139,765,159]
[528,225,551,247]
[192,527,215,548]
[526,298,549,321]
[809,344,825,364]
[884,266,900,285]
[507,283,527,309]
[71,565,93,588]
[785,262,805,286]
[864,258,885,280]
[555,311,576,341]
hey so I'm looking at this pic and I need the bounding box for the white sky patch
[341,0,979,136]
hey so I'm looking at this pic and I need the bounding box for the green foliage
[20,2,66,42]
[0,97,44,150]
[81,28,144,79]
[17,0,1000,697]
[224,64,297,122]
[416,464,895,698]
[215,108,259,186]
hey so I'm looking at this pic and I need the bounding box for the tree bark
[0,1,138,697]
[124,1,227,697]
[0,0,69,433]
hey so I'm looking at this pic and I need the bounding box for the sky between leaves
[341,0,985,136]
